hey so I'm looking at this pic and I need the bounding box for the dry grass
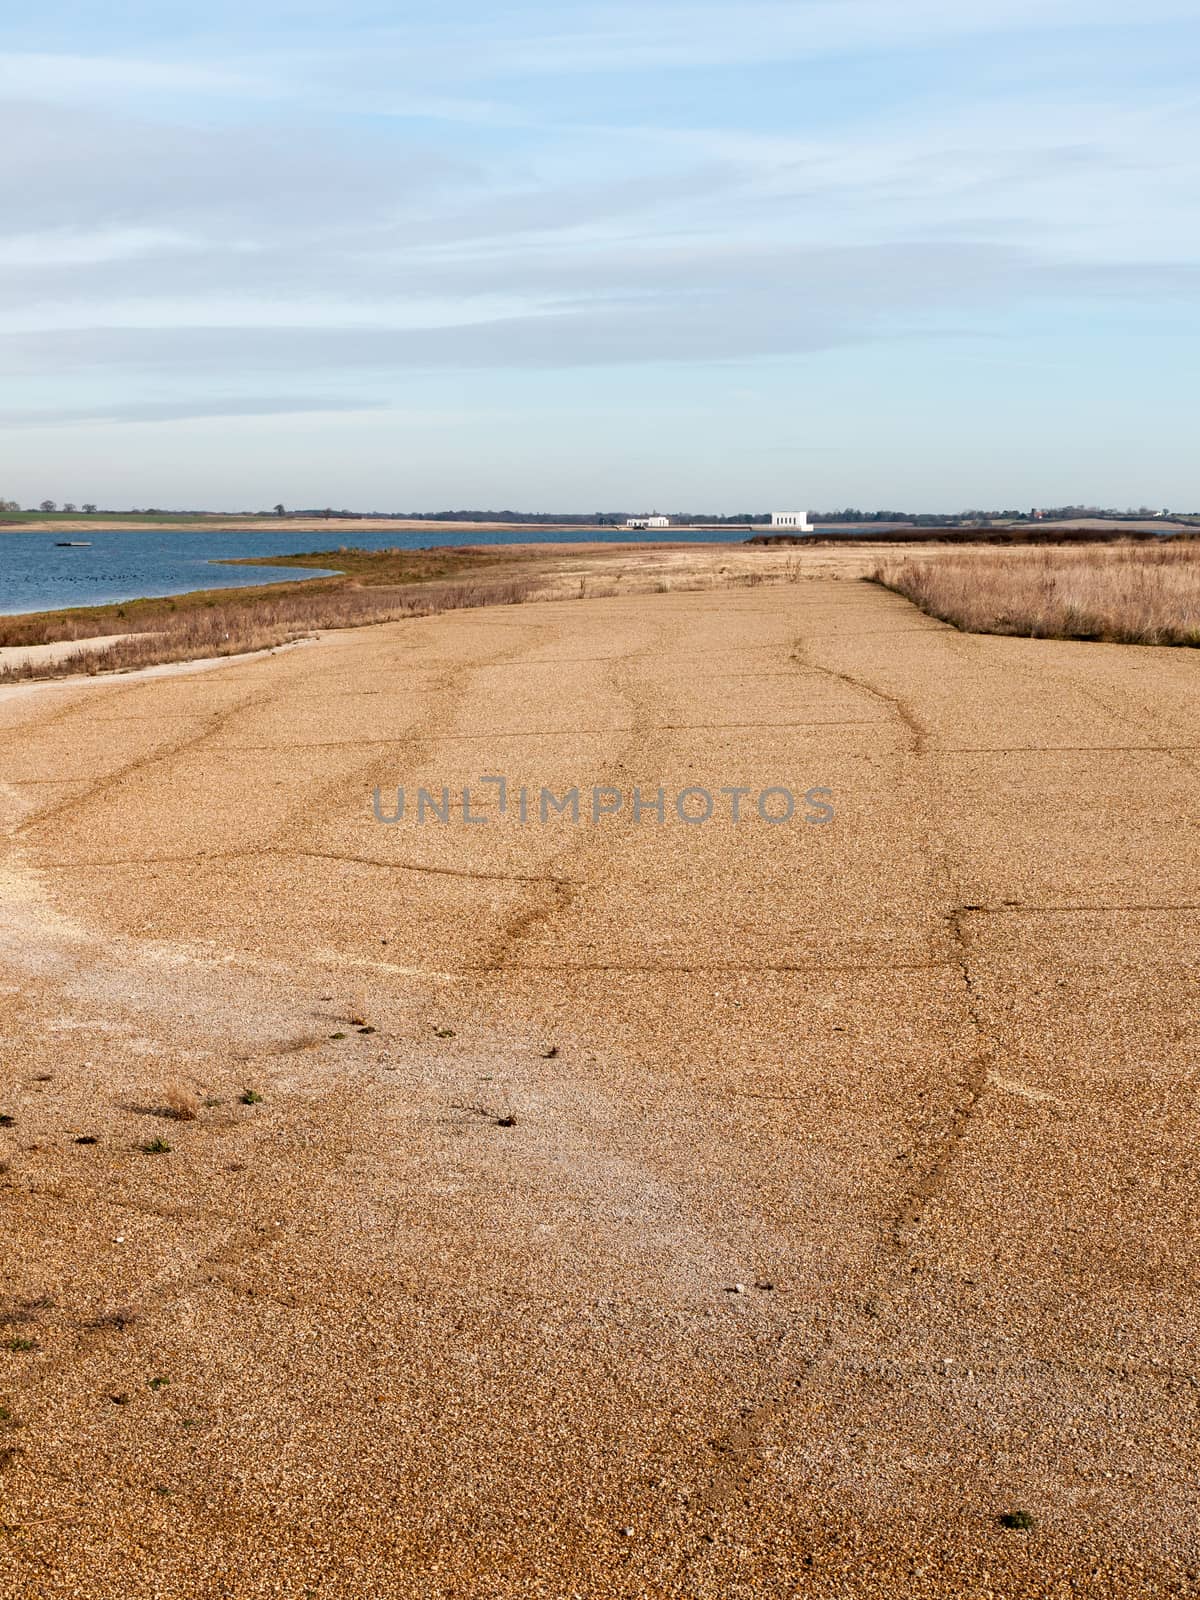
[0,547,524,652]
[874,540,1200,646]
[155,1085,200,1123]
[0,572,540,682]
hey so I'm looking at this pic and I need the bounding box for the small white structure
[625,515,671,530]
[771,511,813,531]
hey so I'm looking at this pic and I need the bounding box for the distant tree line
[0,498,99,514]
[3,500,1192,526]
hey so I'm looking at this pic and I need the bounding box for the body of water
[0,524,877,616]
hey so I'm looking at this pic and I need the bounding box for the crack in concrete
[39,846,577,889]
[464,959,955,974]
[198,716,887,754]
[889,905,993,1247]
[936,745,1200,755]
[962,902,1200,916]
[683,633,999,1561]
[791,639,928,755]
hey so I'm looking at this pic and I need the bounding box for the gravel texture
[0,571,1197,1597]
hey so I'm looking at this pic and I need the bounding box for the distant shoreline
[2,513,1192,537]
[1,517,628,534]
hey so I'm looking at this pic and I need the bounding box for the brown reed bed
[0,546,517,651]
[0,565,541,683]
[873,540,1200,646]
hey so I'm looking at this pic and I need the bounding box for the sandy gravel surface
[0,635,160,673]
[0,573,1197,1597]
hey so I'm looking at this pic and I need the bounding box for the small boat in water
[54,540,91,547]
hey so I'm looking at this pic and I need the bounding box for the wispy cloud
[0,51,267,100]
[3,242,1194,378]
[293,0,1200,80]
[0,0,1197,506]
[0,396,390,427]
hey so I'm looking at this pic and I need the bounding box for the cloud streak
[4,240,1195,381]
[0,395,389,428]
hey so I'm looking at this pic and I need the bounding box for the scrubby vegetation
[0,548,543,681]
[874,540,1200,646]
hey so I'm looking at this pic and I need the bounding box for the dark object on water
[54,541,92,547]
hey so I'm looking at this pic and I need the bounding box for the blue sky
[2,0,1198,511]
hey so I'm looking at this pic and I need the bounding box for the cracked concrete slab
[0,576,1197,1598]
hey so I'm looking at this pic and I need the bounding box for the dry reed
[0,574,539,683]
[874,541,1200,646]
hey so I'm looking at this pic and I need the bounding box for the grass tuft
[155,1085,199,1122]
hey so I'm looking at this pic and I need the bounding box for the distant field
[0,511,291,527]
[0,513,584,533]
[875,540,1200,646]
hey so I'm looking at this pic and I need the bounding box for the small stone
[727,1284,746,1295]
[619,1526,634,1538]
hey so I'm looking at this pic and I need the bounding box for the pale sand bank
[0,632,157,672]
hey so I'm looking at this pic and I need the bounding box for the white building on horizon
[625,515,671,529]
[771,511,813,531]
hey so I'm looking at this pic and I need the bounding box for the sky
[2,1,1199,512]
